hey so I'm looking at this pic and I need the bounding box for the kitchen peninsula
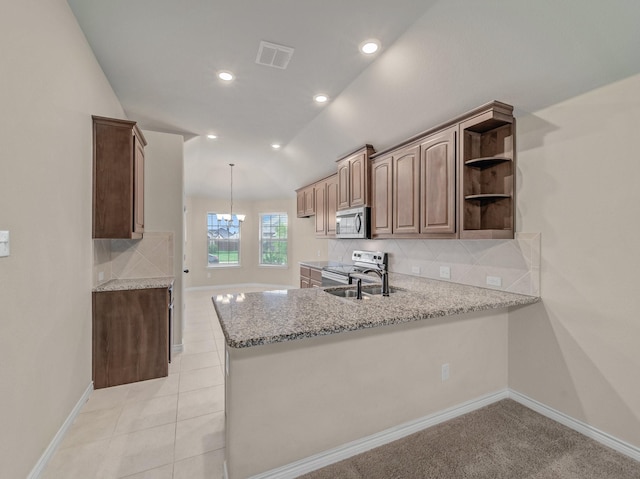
[214,275,538,478]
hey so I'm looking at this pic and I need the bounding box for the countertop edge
[93,277,175,292]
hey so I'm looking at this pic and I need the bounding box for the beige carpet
[299,399,640,479]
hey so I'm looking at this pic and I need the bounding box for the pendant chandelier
[217,163,245,223]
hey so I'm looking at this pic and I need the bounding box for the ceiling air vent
[256,41,294,70]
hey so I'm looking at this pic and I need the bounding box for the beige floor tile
[101,423,175,478]
[179,366,224,393]
[174,412,225,461]
[173,449,226,479]
[59,406,121,449]
[180,351,221,372]
[125,374,180,403]
[114,394,178,435]
[168,354,182,375]
[83,384,130,412]
[183,322,213,333]
[177,384,225,421]
[40,438,110,479]
[182,339,217,355]
[118,464,173,479]
[182,330,214,343]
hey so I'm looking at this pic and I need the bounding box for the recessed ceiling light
[314,94,329,104]
[271,143,281,150]
[207,134,217,139]
[360,39,380,55]
[218,71,234,82]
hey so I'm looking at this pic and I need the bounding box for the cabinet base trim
[27,382,93,479]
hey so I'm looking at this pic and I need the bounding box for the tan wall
[142,131,185,347]
[226,309,508,478]
[509,73,640,448]
[185,196,327,289]
[0,1,124,477]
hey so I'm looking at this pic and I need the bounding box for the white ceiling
[67,0,640,201]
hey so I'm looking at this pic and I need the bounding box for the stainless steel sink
[324,285,401,300]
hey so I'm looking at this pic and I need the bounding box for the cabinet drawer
[310,267,322,283]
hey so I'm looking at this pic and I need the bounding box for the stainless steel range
[321,250,388,287]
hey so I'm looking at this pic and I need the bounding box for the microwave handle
[355,213,362,233]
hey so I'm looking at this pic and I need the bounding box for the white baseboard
[27,382,94,479]
[249,389,509,479]
[248,389,640,478]
[508,389,640,462]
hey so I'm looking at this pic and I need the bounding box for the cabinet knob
[183,269,189,273]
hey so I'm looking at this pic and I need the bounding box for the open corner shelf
[464,156,511,168]
[459,103,516,239]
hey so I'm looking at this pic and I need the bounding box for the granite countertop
[93,277,175,292]
[298,260,349,269]
[213,274,539,349]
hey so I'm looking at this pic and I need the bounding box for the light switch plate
[0,230,9,257]
[486,275,502,287]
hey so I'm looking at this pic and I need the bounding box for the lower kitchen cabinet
[300,265,322,288]
[92,287,170,389]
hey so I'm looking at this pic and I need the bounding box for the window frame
[258,212,288,268]
[207,212,242,268]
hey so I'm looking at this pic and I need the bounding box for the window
[207,213,241,266]
[260,213,288,266]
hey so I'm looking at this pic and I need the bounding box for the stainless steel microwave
[335,206,370,239]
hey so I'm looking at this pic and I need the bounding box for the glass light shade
[217,213,232,222]
[236,214,246,222]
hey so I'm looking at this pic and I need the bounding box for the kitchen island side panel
[225,308,508,478]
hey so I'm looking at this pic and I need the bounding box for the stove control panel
[352,250,387,269]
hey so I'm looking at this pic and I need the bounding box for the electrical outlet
[486,275,502,287]
[207,272,211,278]
[0,230,9,257]
[98,271,105,281]
[441,363,450,381]
[411,266,420,274]
[439,266,451,279]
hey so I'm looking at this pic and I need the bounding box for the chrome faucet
[359,267,390,297]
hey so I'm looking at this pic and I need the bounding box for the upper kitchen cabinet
[314,174,338,237]
[420,126,457,236]
[371,131,455,239]
[92,116,147,239]
[296,184,315,218]
[371,154,393,236]
[336,145,375,210]
[371,143,421,238]
[459,102,515,239]
[393,144,421,235]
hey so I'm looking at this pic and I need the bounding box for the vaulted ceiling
[67,0,640,200]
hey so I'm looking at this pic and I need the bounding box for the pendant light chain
[229,163,234,223]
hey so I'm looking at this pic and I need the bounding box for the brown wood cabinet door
[314,182,326,235]
[304,186,315,216]
[349,153,367,207]
[133,136,145,235]
[420,127,456,234]
[337,160,350,210]
[393,145,420,234]
[326,175,338,235]
[371,155,393,236]
[93,288,169,389]
[296,190,305,217]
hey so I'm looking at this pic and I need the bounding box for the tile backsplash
[328,233,540,296]
[93,232,174,286]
